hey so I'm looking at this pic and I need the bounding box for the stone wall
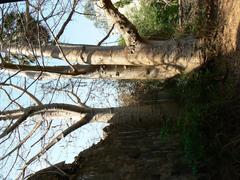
[29,103,198,180]
[72,125,195,180]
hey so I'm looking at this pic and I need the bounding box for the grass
[170,71,213,174]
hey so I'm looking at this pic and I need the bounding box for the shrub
[128,0,179,38]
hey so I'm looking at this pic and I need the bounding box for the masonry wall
[72,125,195,180]
[29,103,198,180]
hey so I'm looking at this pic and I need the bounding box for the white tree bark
[0,37,206,67]
[0,37,208,80]
[0,62,185,80]
[0,0,212,81]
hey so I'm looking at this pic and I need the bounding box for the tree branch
[54,0,78,43]
[0,61,187,80]
[97,23,115,46]
[0,109,32,139]
[1,83,42,105]
[0,103,113,121]
[0,120,42,161]
[99,0,143,47]
[0,37,207,68]
[0,0,25,4]
[18,113,95,179]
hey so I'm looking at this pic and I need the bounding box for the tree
[0,0,239,179]
[0,0,236,80]
[0,12,50,45]
[0,0,213,80]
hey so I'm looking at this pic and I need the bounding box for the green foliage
[0,12,50,65]
[170,63,234,176]
[129,0,178,38]
[117,36,126,46]
[180,2,208,36]
[0,12,50,45]
[159,117,171,142]
[117,0,179,45]
[114,0,132,8]
[118,59,238,178]
[83,1,108,30]
[178,106,204,175]
[183,9,206,35]
[173,70,217,174]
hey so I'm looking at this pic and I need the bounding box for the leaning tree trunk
[1,37,207,66]
[0,0,214,81]
[0,37,211,80]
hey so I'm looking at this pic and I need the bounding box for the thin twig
[18,113,95,179]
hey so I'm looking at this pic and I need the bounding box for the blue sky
[61,5,119,45]
[0,1,120,179]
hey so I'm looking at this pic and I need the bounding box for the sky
[0,1,121,179]
[61,11,118,45]
[61,2,119,45]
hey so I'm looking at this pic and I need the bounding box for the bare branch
[0,109,32,139]
[0,103,113,122]
[0,120,42,161]
[97,23,115,46]
[2,72,42,111]
[54,0,78,42]
[31,119,52,148]
[1,83,42,105]
[18,113,95,179]
[0,88,23,108]
[99,0,143,47]
[40,12,78,72]
[0,0,25,4]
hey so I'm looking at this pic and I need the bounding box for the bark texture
[0,37,208,80]
[0,37,206,66]
[0,63,193,80]
[99,0,143,47]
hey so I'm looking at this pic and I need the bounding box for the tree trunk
[0,0,213,81]
[0,62,192,80]
[1,37,206,67]
[0,37,209,80]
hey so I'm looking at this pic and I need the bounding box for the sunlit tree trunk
[0,37,210,80]
[0,0,214,81]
